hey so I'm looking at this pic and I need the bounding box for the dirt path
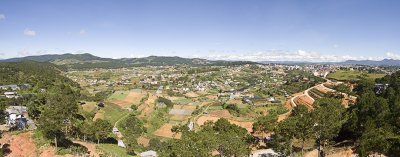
[73,141,100,157]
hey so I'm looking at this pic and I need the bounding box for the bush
[157,97,173,108]
[223,104,240,116]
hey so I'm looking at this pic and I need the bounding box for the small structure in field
[0,84,20,91]
[250,149,279,157]
[169,109,193,116]
[4,92,18,99]
[140,150,157,157]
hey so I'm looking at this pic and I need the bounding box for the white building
[249,149,279,157]
[4,92,18,99]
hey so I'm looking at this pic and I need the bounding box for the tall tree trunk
[301,138,305,157]
[317,139,320,157]
[290,140,293,157]
[97,139,100,144]
[54,136,58,150]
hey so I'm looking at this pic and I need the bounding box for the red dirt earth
[0,132,39,157]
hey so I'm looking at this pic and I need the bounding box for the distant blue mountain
[260,59,400,66]
[339,59,400,66]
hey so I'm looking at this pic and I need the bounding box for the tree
[38,84,79,148]
[253,114,277,139]
[121,114,146,155]
[159,118,250,157]
[311,98,346,156]
[26,98,43,120]
[38,107,65,148]
[93,119,112,144]
[292,105,314,156]
[272,116,298,156]
[78,121,94,142]
[272,105,313,156]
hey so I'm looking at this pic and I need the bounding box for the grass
[81,101,97,112]
[207,105,223,110]
[327,70,386,81]
[173,97,193,105]
[107,90,129,101]
[97,144,133,157]
[102,102,130,124]
[146,108,169,133]
[32,130,52,147]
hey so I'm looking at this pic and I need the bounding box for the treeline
[0,61,78,90]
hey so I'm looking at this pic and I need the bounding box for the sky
[0,0,400,62]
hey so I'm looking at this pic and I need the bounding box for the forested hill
[0,61,79,90]
[0,53,255,69]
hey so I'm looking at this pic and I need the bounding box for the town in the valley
[0,55,397,156]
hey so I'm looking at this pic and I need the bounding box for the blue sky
[0,0,399,61]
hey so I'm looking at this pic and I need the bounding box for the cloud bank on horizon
[0,0,399,60]
[200,50,391,62]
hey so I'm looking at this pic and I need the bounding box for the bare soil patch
[93,109,104,121]
[209,109,232,118]
[206,94,218,100]
[226,99,244,105]
[315,85,334,94]
[81,102,97,112]
[185,92,199,98]
[110,90,146,107]
[170,115,190,122]
[145,93,157,105]
[0,132,39,157]
[294,95,314,109]
[153,123,181,139]
[196,116,253,133]
[137,136,150,147]
[181,105,197,110]
[138,103,155,118]
[73,141,99,157]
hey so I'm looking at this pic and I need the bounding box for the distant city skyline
[1,0,399,61]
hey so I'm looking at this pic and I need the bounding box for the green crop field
[97,144,133,157]
[327,70,386,81]
[102,102,130,124]
[173,97,193,105]
[108,90,129,100]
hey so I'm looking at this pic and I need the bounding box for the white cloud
[386,52,400,60]
[17,49,31,56]
[16,49,49,57]
[201,50,368,62]
[79,29,87,35]
[333,44,339,48]
[0,14,5,20]
[24,28,36,36]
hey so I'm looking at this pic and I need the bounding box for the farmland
[327,70,386,81]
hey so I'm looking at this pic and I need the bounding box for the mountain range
[0,53,254,69]
[261,59,400,66]
[1,53,400,68]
